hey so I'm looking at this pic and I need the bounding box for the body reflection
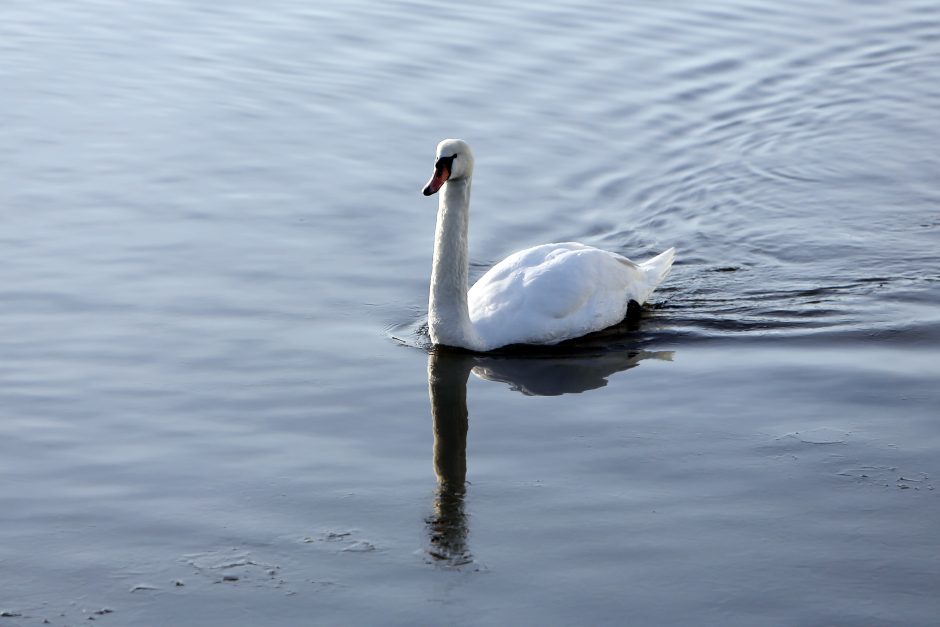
[472,349,673,396]
[425,346,674,566]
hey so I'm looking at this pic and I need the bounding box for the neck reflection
[426,349,475,566]
[424,345,675,566]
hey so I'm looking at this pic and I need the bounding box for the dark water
[2,0,939,625]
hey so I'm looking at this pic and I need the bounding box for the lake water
[2,0,939,624]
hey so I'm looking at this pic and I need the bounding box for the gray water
[2,0,939,625]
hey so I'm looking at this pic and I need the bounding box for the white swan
[422,138,675,352]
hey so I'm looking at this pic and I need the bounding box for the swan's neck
[429,178,480,350]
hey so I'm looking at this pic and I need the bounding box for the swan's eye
[436,155,457,168]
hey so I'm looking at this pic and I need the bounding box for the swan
[422,138,675,352]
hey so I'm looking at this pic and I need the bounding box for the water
[2,0,939,624]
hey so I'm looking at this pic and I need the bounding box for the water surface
[2,0,939,625]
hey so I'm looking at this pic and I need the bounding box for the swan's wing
[467,243,649,348]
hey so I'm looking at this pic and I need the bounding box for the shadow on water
[424,343,672,566]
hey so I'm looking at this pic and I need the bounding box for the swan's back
[467,243,674,350]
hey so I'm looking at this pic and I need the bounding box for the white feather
[423,139,675,352]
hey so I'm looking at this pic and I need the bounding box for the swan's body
[423,139,675,352]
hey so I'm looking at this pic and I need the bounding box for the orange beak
[422,159,451,196]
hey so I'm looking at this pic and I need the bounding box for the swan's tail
[637,247,676,303]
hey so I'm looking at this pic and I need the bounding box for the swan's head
[422,138,474,196]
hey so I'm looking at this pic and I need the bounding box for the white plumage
[422,139,675,352]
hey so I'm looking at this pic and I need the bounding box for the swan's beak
[422,159,451,196]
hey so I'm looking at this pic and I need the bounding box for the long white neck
[428,177,481,350]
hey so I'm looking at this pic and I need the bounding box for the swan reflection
[425,346,673,565]
[472,349,673,396]
[426,350,474,566]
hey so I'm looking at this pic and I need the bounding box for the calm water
[2,0,939,624]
